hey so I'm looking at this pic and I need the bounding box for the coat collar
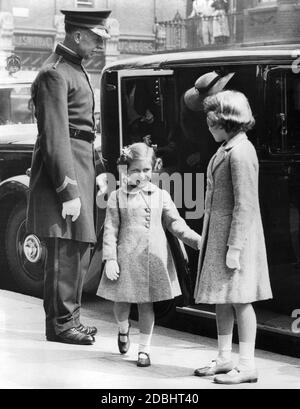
[120,182,157,195]
[222,132,248,151]
[55,43,83,66]
[210,133,248,175]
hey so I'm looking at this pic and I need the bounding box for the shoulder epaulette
[52,56,63,70]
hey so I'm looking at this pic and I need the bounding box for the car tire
[5,201,44,297]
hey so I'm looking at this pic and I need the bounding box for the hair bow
[121,146,132,158]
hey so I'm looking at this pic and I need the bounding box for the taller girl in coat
[193,90,272,384]
[97,142,201,367]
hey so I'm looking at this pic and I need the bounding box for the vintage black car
[99,46,300,355]
[1,47,300,356]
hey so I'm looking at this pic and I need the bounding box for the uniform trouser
[43,238,90,336]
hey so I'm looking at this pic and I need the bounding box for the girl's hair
[203,90,255,134]
[117,142,157,168]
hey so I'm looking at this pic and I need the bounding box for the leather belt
[69,128,95,143]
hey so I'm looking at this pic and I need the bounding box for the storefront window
[0,86,34,126]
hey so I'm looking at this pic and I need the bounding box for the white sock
[217,334,233,363]
[138,332,152,355]
[238,342,256,371]
[117,319,129,342]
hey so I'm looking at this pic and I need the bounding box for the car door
[258,65,300,315]
[85,68,194,310]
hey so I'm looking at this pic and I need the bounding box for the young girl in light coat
[193,90,273,384]
[97,142,201,367]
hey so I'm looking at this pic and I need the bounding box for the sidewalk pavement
[0,290,300,389]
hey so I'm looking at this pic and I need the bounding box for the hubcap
[16,220,45,283]
[23,234,43,263]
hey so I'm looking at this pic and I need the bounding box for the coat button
[145,208,150,213]
[145,223,150,228]
[145,216,150,221]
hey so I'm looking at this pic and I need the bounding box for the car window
[120,76,177,171]
[0,85,34,126]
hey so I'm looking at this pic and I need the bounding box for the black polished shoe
[118,323,131,354]
[137,352,151,367]
[77,324,98,336]
[46,328,95,345]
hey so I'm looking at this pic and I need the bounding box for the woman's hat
[184,71,235,112]
[61,8,111,39]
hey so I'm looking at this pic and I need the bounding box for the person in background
[193,90,273,385]
[212,0,230,44]
[27,8,111,345]
[181,70,235,173]
[97,142,201,367]
[189,0,215,45]
[188,0,205,46]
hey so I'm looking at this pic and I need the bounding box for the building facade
[0,0,188,97]
[0,1,187,71]
[243,0,300,46]
[1,1,299,83]
[0,0,118,91]
[156,0,300,51]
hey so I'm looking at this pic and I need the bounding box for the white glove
[105,260,120,281]
[96,173,108,195]
[62,197,81,222]
[226,247,241,270]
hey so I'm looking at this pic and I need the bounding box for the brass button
[145,223,150,228]
[145,216,150,221]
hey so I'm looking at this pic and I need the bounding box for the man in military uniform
[27,8,111,345]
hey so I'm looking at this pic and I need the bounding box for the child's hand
[96,173,108,195]
[226,247,241,270]
[105,260,120,281]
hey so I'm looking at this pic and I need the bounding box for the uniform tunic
[97,183,201,303]
[27,43,101,243]
[194,133,273,304]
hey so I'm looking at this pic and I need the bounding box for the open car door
[84,68,194,314]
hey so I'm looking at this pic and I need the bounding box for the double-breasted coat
[97,183,201,303]
[194,133,273,304]
[27,43,103,243]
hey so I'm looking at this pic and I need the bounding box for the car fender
[0,175,30,200]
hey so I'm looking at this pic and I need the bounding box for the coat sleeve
[162,190,201,250]
[102,191,120,261]
[34,69,80,203]
[227,143,259,250]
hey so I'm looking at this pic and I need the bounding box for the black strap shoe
[46,328,95,345]
[137,352,151,367]
[77,324,98,336]
[118,323,131,354]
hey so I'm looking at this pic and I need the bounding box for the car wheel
[5,201,45,297]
